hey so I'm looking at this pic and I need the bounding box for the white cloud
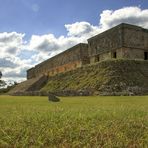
[0,32,24,44]
[29,34,59,53]
[0,6,148,82]
[0,32,25,57]
[0,32,32,82]
[100,6,148,30]
[65,22,100,37]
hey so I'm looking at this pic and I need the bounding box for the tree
[0,71,2,79]
[0,71,6,87]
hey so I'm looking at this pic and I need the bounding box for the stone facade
[27,23,148,79]
[88,23,148,63]
[27,43,89,79]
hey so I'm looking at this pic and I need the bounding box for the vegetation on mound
[0,96,148,147]
[41,59,148,95]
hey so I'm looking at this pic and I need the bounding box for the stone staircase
[8,75,48,95]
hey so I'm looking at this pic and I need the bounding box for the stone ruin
[9,23,148,96]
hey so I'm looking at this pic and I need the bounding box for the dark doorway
[144,52,148,60]
[113,52,117,58]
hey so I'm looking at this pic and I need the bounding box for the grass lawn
[0,95,148,147]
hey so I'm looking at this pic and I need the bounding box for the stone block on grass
[48,93,60,102]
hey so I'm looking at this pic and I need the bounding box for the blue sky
[0,0,148,82]
[0,0,147,38]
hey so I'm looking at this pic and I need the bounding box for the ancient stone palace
[27,23,148,79]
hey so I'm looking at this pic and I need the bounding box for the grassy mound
[41,59,148,96]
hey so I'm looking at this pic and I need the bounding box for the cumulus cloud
[65,22,100,37]
[100,6,148,30]
[0,32,24,43]
[29,34,60,53]
[0,32,25,56]
[0,32,32,82]
[0,6,148,82]
[1,57,33,82]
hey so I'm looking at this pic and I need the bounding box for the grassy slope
[41,59,148,95]
[0,95,148,147]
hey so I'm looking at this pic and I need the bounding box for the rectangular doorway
[112,51,117,58]
[144,52,148,60]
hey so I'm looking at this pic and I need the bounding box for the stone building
[27,23,148,79]
[88,23,148,63]
[27,43,89,79]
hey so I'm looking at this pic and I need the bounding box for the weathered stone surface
[8,76,48,95]
[48,94,60,102]
[41,59,148,96]
[88,24,123,56]
[88,23,148,64]
[27,43,89,79]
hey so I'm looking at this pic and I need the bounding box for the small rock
[48,93,60,102]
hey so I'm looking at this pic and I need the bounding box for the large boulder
[48,93,60,102]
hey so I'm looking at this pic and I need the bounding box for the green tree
[0,71,2,79]
[0,71,6,87]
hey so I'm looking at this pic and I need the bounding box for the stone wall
[41,59,148,96]
[27,68,36,79]
[121,48,145,59]
[27,43,89,79]
[89,47,148,63]
[27,23,148,79]
[123,24,148,50]
[48,61,82,77]
[88,24,123,57]
[88,23,148,64]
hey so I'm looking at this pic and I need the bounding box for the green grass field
[0,96,148,147]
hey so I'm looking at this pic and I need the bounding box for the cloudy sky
[0,0,148,82]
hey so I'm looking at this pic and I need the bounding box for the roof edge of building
[87,23,147,41]
[27,43,88,71]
